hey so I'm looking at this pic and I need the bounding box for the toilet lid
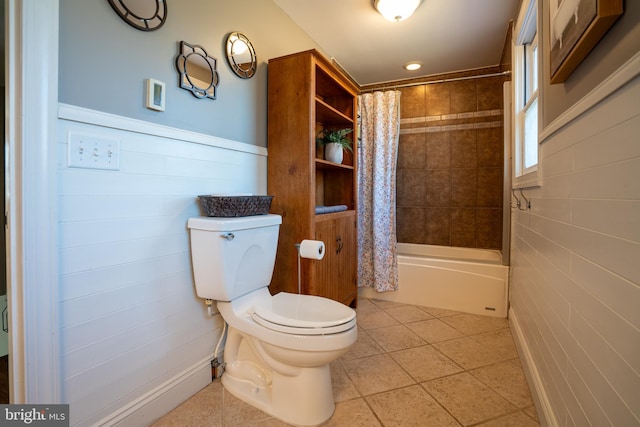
[251,292,356,335]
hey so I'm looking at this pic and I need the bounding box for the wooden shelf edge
[314,209,356,222]
[315,158,354,170]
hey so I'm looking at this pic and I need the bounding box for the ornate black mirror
[107,0,167,31]
[225,32,257,79]
[175,41,220,100]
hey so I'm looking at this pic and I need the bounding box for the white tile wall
[510,75,640,426]
[56,110,268,426]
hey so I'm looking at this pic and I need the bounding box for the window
[523,35,538,171]
[513,0,539,186]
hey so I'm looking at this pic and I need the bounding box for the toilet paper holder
[294,243,302,294]
[294,240,325,294]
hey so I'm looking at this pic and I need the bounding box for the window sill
[512,169,540,189]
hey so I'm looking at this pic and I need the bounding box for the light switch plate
[68,132,120,170]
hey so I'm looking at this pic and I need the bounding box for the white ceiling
[273,0,521,86]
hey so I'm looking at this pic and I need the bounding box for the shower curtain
[357,91,401,292]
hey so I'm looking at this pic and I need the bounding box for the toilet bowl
[218,288,356,426]
[187,214,357,426]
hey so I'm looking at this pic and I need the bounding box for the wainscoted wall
[396,72,508,249]
[509,67,640,426]
[56,2,324,423]
[57,105,267,426]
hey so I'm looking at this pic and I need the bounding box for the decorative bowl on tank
[198,195,274,217]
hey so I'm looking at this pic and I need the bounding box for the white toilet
[187,214,357,426]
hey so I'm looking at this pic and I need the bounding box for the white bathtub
[358,243,509,318]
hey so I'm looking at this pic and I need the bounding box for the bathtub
[358,243,509,318]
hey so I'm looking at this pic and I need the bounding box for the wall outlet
[68,132,120,170]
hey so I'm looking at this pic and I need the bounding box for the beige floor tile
[419,306,462,318]
[370,298,407,309]
[475,410,540,427]
[406,318,465,343]
[383,304,435,323]
[366,324,426,352]
[355,298,380,315]
[152,381,223,427]
[342,353,415,396]
[330,361,360,402]
[434,336,508,369]
[366,385,460,427]
[153,299,540,427]
[471,328,519,360]
[323,398,382,427]
[231,418,291,427]
[470,360,534,408]
[390,345,463,382]
[524,405,540,423]
[356,307,401,330]
[423,372,516,425]
[440,313,509,335]
[340,328,384,361]
[222,389,274,426]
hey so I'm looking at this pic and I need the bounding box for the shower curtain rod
[359,70,511,93]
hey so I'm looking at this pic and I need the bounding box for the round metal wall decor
[107,0,167,31]
[225,32,257,79]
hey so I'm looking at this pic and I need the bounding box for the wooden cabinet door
[313,219,337,300]
[313,215,357,306]
[335,215,357,306]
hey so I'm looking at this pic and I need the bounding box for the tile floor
[153,298,540,427]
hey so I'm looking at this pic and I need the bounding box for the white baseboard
[509,308,559,427]
[95,356,212,427]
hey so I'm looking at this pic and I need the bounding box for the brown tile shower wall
[396,74,506,249]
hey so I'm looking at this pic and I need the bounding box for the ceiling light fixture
[373,0,423,22]
[404,62,422,71]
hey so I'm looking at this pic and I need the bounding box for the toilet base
[221,363,334,426]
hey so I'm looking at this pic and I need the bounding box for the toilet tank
[187,214,282,301]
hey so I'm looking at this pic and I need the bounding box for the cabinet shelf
[315,158,354,170]
[315,64,354,119]
[316,97,354,126]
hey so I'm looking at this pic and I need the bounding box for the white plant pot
[324,143,343,164]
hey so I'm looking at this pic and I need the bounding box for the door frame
[5,0,60,403]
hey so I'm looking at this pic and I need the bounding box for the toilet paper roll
[299,239,325,260]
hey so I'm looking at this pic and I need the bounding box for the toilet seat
[251,292,356,335]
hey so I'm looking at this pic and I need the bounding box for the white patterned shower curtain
[357,91,401,292]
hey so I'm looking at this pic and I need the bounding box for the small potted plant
[315,128,353,164]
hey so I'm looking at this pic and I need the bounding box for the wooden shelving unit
[267,49,358,307]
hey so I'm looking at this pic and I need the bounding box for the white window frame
[512,0,540,188]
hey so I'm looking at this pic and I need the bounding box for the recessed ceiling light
[404,62,422,71]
